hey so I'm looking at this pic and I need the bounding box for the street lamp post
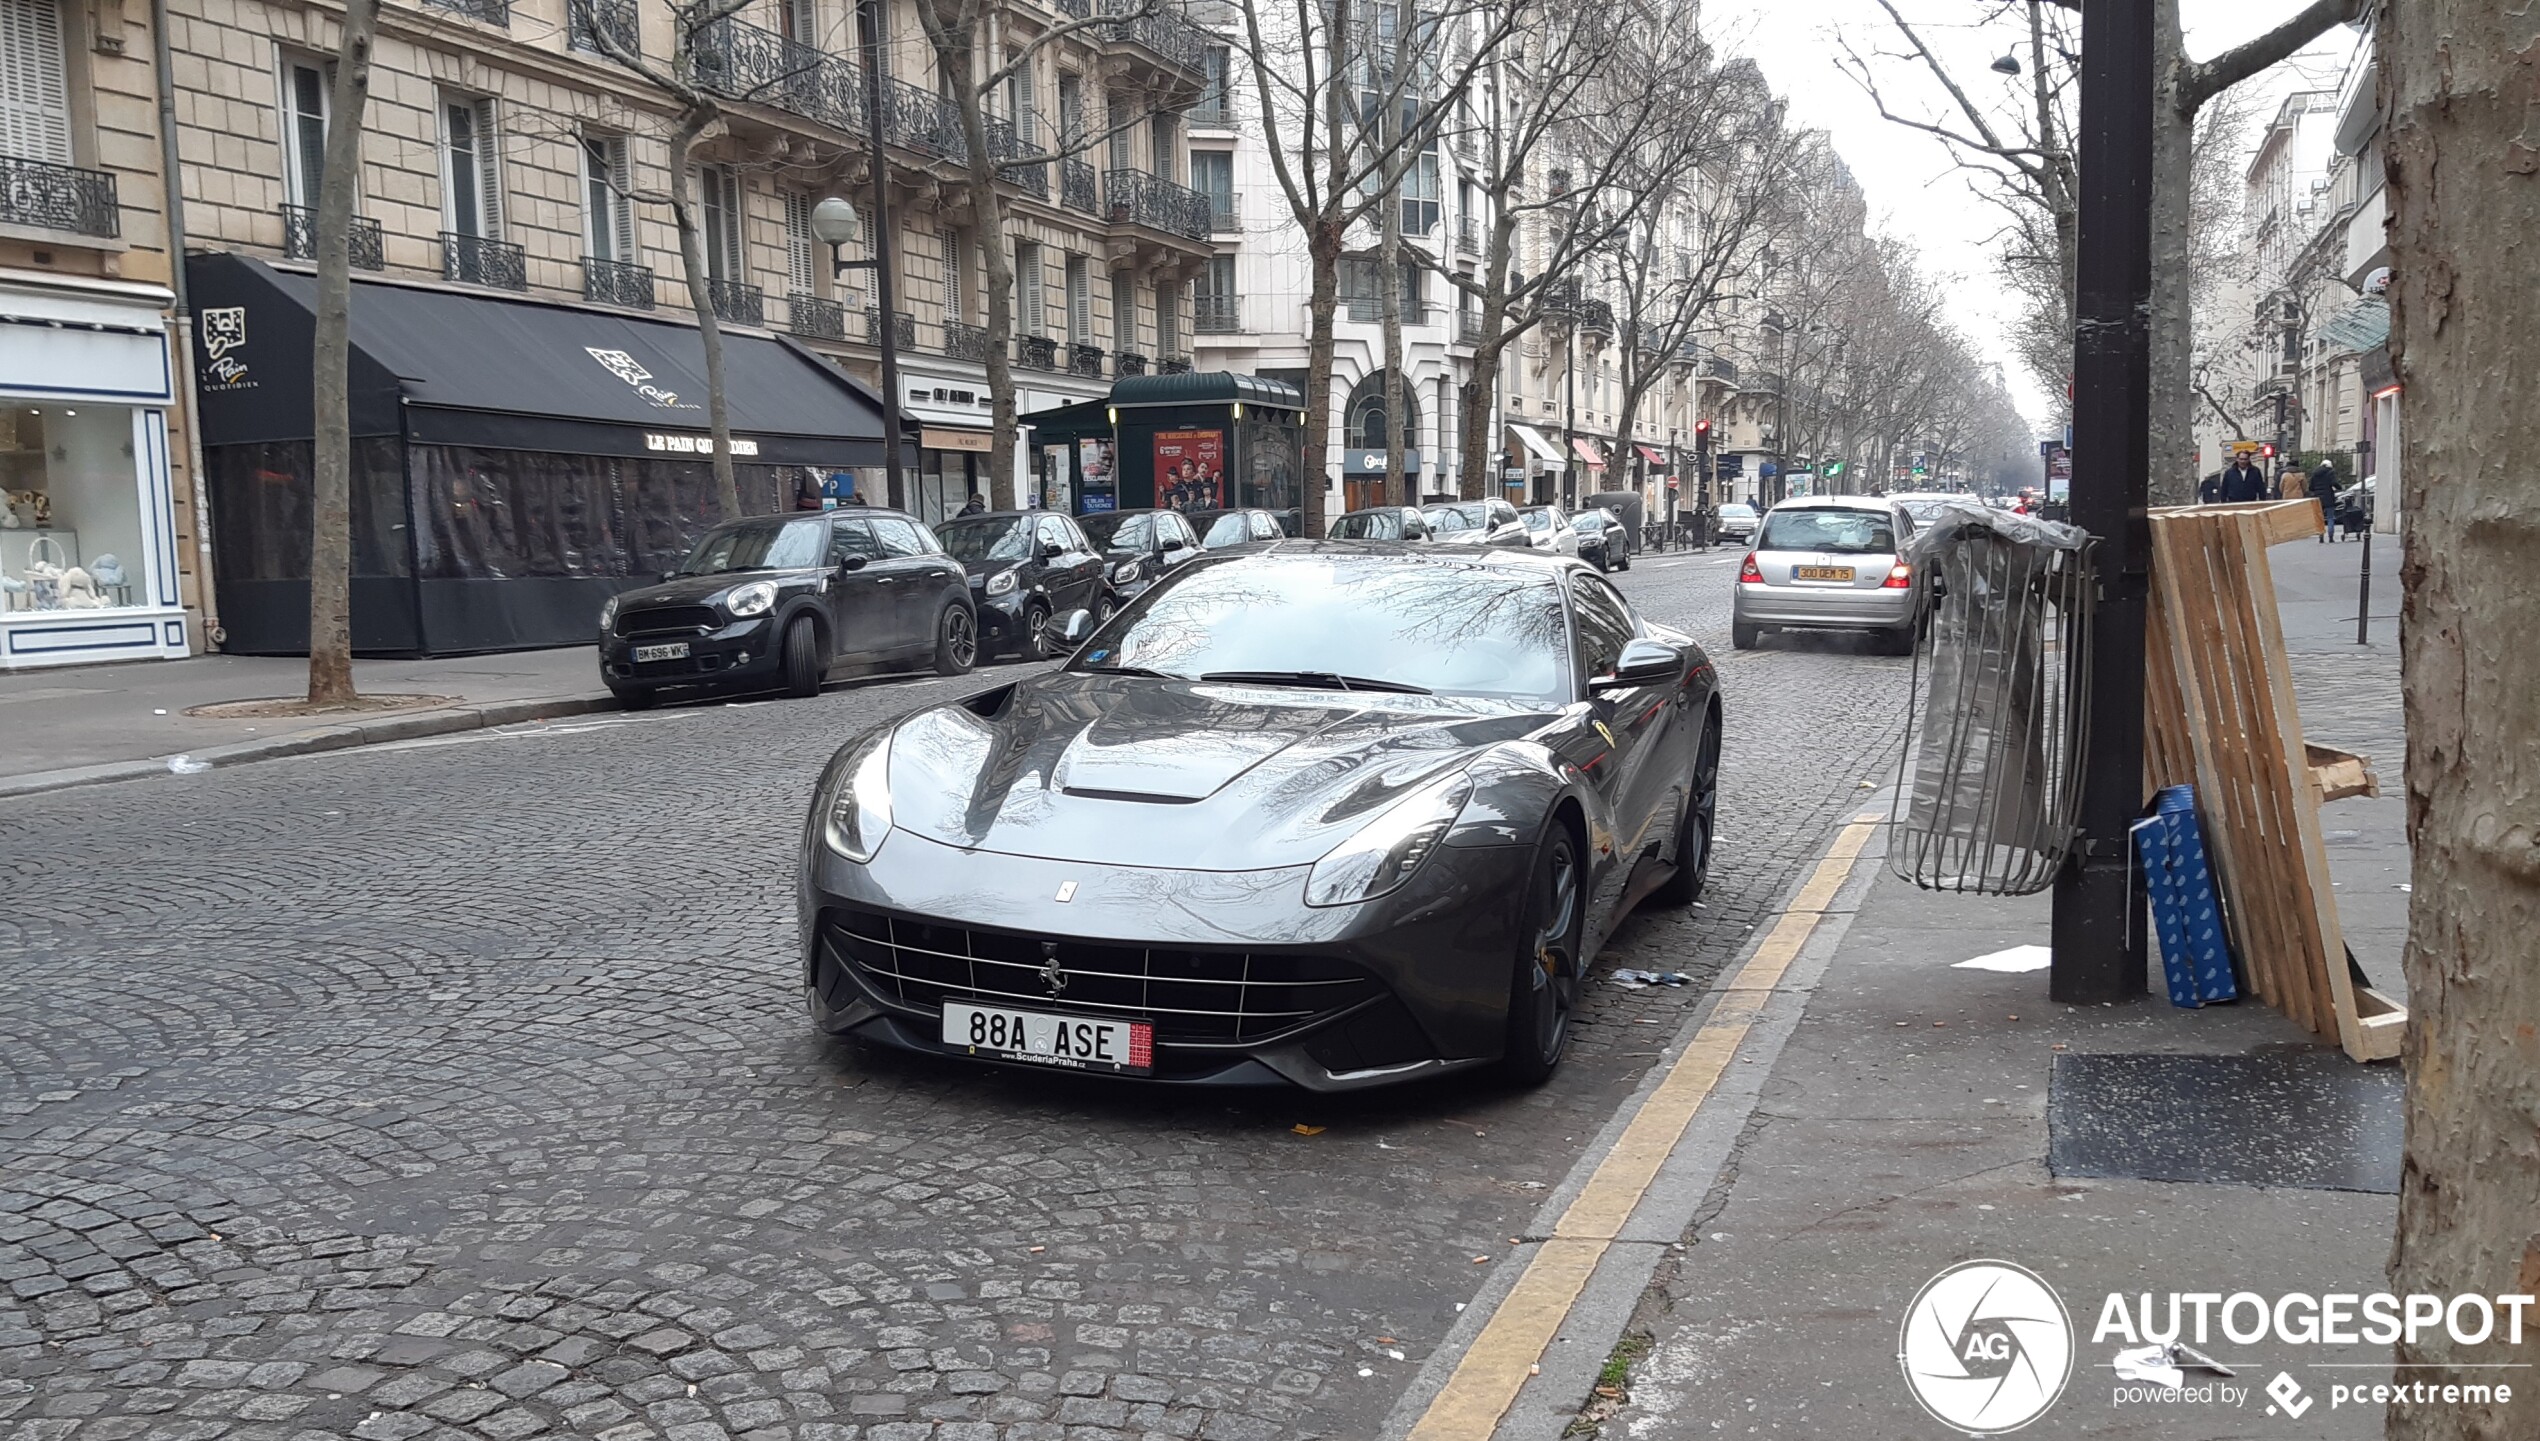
[2051,0,2154,1004]
[811,196,904,510]
[1561,324,1578,508]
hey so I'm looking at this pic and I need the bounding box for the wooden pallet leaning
[2143,500,2405,1062]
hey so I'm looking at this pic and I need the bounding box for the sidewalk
[0,647,611,796]
[1577,535,2413,1437]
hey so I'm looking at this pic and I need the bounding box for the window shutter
[611,139,635,258]
[0,0,71,167]
[1067,256,1090,345]
[784,191,816,296]
[1015,241,1042,337]
[473,98,503,237]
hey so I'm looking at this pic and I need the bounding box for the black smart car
[599,509,975,707]
[934,510,1110,659]
[1080,507,1207,604]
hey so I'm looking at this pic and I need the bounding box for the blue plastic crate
[2131,785,2239,1007]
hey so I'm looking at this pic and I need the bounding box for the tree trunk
[2383,1,2540,1435]
[2143,0,2197,505]
[666,110,743,521]
[948,67,1020,511]
[1380,191,1405,505]
[1456,211,1516,500]
[305,0,378,707]
[1299,227,1342,536]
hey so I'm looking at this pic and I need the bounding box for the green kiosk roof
[1109,372,1304,410]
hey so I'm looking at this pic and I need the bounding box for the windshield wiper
[1078,663,1180,678]
[1198,670,1432,695]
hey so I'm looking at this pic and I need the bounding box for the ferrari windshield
[936,516,1032,563]
[676,517,828,575]
[1073,555,1569,702]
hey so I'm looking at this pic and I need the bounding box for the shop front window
[0,403,146,611]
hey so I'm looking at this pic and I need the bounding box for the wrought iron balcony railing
[1456,309,1483,343]
[1104,168,1210,241]
[1456,215,1479,256]
[1158,354,1192,375]
[1207,190,1239,233]
[1096,0,1208,72]
[1702,355,1739,382]
[1115,351,1148,376]
[695,15,862,134]
[944,319,990,361]
[1194,294,1242,333]
[442,232,526,290]
[568,0,638,58]
[1017,334,1058,370]
[0,156,118,239]
[1060,159,1100,215]
[1347,297,1427,325]
[281,205,382,269]
[878,74,967,162]
[423,0,508,23]
[789,294,847,340]
[1575,298,1614,337]
[708,277,765,326]
[867,307,916,348]
[1068,342,1105,378]
[583,255,656,310]
[1191,97,1233,128]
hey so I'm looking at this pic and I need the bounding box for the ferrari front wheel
[1500,823,1583,1086]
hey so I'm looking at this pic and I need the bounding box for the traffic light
[2259,443,2276,459]
[1693,419,1712,446]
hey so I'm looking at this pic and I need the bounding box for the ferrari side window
[1571,575,1637,683]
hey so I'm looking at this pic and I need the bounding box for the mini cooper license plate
[1793,565,1856,582]
[941,1000,1153,1075]
[633,641,690,662]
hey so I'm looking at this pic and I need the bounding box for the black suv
[599,509,975,706]
[934,510,1110,659]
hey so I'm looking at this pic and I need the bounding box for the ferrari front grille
[824,907,1372,1046]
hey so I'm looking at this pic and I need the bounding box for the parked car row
[1325,499,1636,572]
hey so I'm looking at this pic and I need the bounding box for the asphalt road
[0,544,1914,1441]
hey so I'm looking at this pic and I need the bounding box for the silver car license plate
[941,1000,1153,1074]
[633,641,690,662]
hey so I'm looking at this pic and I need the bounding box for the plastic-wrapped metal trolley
[1889,501,2097,895]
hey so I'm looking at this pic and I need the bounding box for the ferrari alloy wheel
[1501,825,1583,1085]
[781,616,824,698]
[1656,711,1720,907]
[934,605,977,676]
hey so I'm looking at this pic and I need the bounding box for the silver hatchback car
[1731,497,1925,653]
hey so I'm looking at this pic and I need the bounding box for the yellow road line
[1405,816,1883,1441]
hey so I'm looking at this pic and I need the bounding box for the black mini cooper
[599,510,976,706]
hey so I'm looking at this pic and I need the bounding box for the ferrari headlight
[985,569,1019,597]
[726,580,778,618]
[1304,772,1474,908]
[598,595,619,630]
[1110,559,1139,584]
[819,732,896,862]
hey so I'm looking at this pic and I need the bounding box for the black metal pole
[2051,0,2152,1004]
[861,0,905,511]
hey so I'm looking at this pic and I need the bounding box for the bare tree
[1235,0,1520,533]
[2380,0,2540,1434]
[305,0,380,707]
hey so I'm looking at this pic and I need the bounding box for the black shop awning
[187,252,910,468]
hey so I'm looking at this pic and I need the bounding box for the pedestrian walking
[2308,458,2341,540]
[2221,455,2266,503]
[958,492,986,517]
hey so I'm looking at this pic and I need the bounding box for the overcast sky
[1707,0,2365,431]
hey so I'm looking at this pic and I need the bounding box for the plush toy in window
[89,553,125,588]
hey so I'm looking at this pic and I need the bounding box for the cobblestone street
[2,549,1914,1441]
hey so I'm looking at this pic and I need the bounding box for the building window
[0,0,70,168]
[1192,150,1232,218]
[1005,59,1035,144]
[278,58,328,209]
[1149,112,1177,182]
[783,191,818,296]
[1155,279,1179,354]
[1111,269,1137,351]
[1014,239,1043,336]
[1402,144,1439,235]
[781,0,815,43]
[581,133,633,261]
[440,94,501,239]
[1056,72,1083,145]
[1066,255,1092,345]
[1198,46,1230,121]
[1345,369,1418,450]
[700,164,743,281]
[942,228,969,321]
[1106,93,1132,171]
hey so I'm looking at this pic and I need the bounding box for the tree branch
[2180,0,2363,113]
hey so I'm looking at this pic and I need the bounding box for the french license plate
[1793,565,1856,582]
[941,1000,1153,1074]
[632,641,690,662]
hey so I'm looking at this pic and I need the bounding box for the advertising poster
[1153,429,1225,511]
[1077,437,1116,515]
